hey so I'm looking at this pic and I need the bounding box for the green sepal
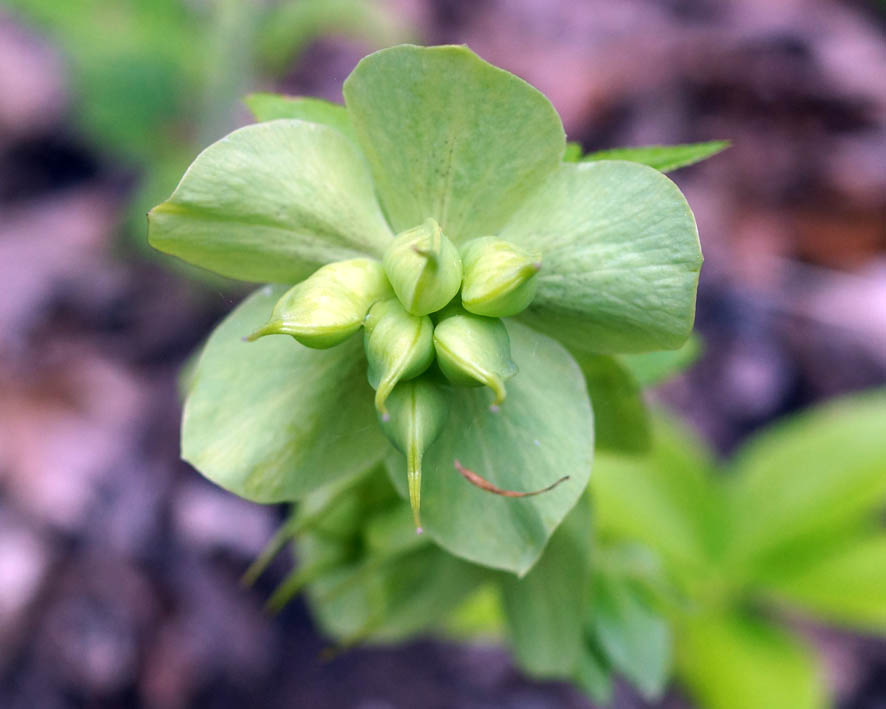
[364,298,435,418]
[433,306,518,408]
[382,218,463,316]
[378,377,449,531]
[460,237,541,318]
[248,258,391,348]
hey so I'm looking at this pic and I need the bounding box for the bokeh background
[1,0,885,707]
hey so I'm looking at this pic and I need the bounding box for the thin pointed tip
[532,261,542,271]
[381,411,391,422]
[489,403,500,413]
[416,526,423,535]
[245,323,278,342]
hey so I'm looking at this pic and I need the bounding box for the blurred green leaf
[439,584,505,642]
[677,613,826,709]
[500,496,592,677]
[583,141,730,172]
[181,286,388,503]
[258,0,408,73]
[296,472,488,642]
[385,321,593,576]
[727,389,886,565]
[590,571,671,700]
[571,351,651,453]
[574,639,613,705]
[619,335,702,388]
[562,141,583,162]
[591,415,721,572]
[244,93,357,142]
[760,533,886,632]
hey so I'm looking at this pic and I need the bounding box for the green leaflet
[182,286,389,502]
[727,389,886,565]
[589,571,671,700]
[571,352,651,453]
[591,416,720,572]
[243,93,357,142]
[148,120,393,283]
[677,613,825,709]
[343,44,565,240]
[620,335,702,387]
[583,141,730,172]
[500,496,592,677]
[502,160,702,354]
[292,469,488,643]
[385,321,593,576]
[758,534,886,631]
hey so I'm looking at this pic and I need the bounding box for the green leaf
[583,141,730,172]
[294,471,489,643]
[307,545,487,643]
[571,351,650,453]
[385,321,594,576]
[148,120,393,283]
[727,389,886,565]
[182,286,389,503]
[760,534,886,631]
[243,93,357,142]
[590,415,720,571]
[500,496,592,677]
[502,161,702,354]
[574,642,613,705]
[677,613,826,709]
[620,334,702,388]
[563,141,583,163]
[439,584,506,641]
[343,44,564,239]
[590,571,672,700]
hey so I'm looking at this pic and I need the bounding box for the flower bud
[433,306,518,408]
[364,298,435,419]
[460,237,541,317]
[382,218,463,316]
[247,258,391,348]
[379,377,448,532]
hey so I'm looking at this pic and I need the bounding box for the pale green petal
[343,44,564,240]
[502,160,702,354]
[385,321,593,576]
[149,120,393,283]
[182,286,389,502]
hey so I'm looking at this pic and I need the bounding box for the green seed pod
[379,377,448,532]
[433,306,518,409]
[460,237,541,317]
[247,258,392,348]
[382,217,463,316]
[364,298,435,419]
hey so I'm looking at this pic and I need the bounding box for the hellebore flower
[148,44,701,575]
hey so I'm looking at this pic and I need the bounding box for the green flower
[148,44,701,575]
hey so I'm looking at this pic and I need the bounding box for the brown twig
[454,460,569,497]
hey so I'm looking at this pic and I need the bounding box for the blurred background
[0,0,884,707]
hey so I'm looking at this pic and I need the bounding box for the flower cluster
[147,43,701,575]
[247,217,541,529]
